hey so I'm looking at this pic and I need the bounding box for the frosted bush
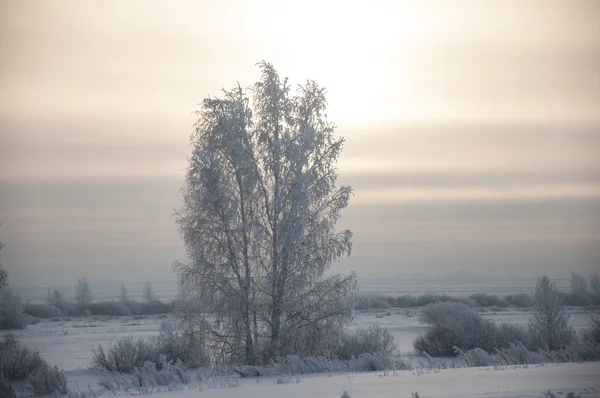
[0,334,45,380]
[495,342,547,365]
[503,293,533,308]
[414,302,534,356]
[153,320,210,367]
[131,357,193,387]
[0,288,30,330]
[455,347,497,367]
[29,363,68,396]
[419,302,476,326]
[91,337,160,373]
[335,325,397,360]
[23,303,62,319]
[0,373,16,398]
[581,309,600,344]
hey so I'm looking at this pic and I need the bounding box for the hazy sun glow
[0,0,598,285]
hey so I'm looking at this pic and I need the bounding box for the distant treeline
[0,277,178,329]
[356,272,600,310]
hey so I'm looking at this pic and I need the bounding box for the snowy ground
[142,363,600,398]
[1,307,596,397]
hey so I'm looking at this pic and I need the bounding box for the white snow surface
[2,308,597,397]
[140,363,600,398]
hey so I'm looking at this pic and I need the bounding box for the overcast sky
[1,0,599,286]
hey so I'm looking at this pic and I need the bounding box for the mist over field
[1,123,599,287]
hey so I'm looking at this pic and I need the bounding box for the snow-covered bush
[0,334,45,380]
[414,294,473,308]
[0,373,16,398]
[458,340,600,368]
[91,337,161,373]
[87,300,132,316]
[92,322,210,373]
[468,293,508,308]
[335,325,397,360]
[566,273,592,306]
[348,353,406,371]
[23,303,62,319]
[495,342,547,365]
[131,357,193,388]
[503,293,533,308]
[29,362,68,396]
[414,302,532,356]
[418,301,476,326]
[581,309,600,344]
[494,323,530,349]
[455,347,497,367]
[154,320,210,367]
[0,288,30,329]
[140,300,171,315]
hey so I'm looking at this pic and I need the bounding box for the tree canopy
[175,62,356,364]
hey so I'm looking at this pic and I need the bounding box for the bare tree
[175,62,356,364]
[529,276,575,351]
[75,277,93,309]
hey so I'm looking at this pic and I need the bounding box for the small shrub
[0,373,16,398]
[123,300,142,315]
[91,337,160,373]
[154,321,209,367]
[131,357,193,388]
[335,325,397,360]
[0,333,45,380]
[0,288,30,329]
[370,295,392,309]
[29,363,68,396]
[141,300,171,315]
[414,302,533,357]
[455,347,496,367]
[494,323,530,349]
[394,295,416,308]
[468,293,508,308]
[562,293,592,307]
[87,301,131,316]
[503,293,533,308]
[419,301,475,326]
[23,303,62,319]
[581,309,600,344]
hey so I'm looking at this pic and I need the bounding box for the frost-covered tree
[75,277,93,309]
[0,224,7,295]
[175,62,356,364]
[143,281,156,303]
[590,273,600,297]
[569,272,591,305]
[119,282,129,304]
[529,276,575,351]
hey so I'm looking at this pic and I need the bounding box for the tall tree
[529,276,574,351]
[175,62,356,364]
[119,282,129,304]
[75,277,93,309]
[143,281,157,303]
